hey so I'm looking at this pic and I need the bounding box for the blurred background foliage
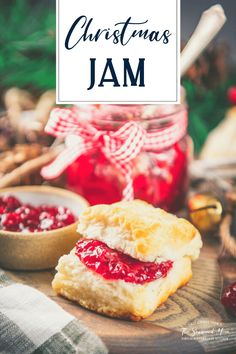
[0,0,55,94]
[0,0,236,153]
[182,43,236,152]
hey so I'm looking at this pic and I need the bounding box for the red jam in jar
[75,239,173,285]
[66,104,189,212]
[0,195,76,232]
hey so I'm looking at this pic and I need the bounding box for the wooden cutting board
[7,243,236,354]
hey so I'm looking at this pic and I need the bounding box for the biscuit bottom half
[52,248,192,321]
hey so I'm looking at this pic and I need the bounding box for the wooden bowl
[0,186,89,270]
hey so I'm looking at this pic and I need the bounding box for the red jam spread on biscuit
[76,239,173,284]
[0,195,76,232]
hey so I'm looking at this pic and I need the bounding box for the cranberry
[40,206,58,216]
[0,195,76,233]
[24,210,40,227]
[0,197,6,207]
[57,209,75,224]
[2,212,21,231]
[76,239,173,285]
[4,196,21,211]
[40,217,55,230]
[221,282,236,317]
[228,87,236,105]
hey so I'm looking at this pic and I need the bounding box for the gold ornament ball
[188,194,223,232]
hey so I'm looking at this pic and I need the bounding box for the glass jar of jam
[65,104,189,212]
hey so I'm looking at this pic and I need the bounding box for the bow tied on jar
[41,105,188,210]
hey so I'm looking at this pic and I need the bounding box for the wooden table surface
[6,236,236,354]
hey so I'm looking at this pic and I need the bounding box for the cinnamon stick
[0,145,63,189]
[181,5,226,76]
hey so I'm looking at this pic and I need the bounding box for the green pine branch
[0,0,56,91]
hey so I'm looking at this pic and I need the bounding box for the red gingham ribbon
[41,106,187,200]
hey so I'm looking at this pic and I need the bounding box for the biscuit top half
[77,200,202,262]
